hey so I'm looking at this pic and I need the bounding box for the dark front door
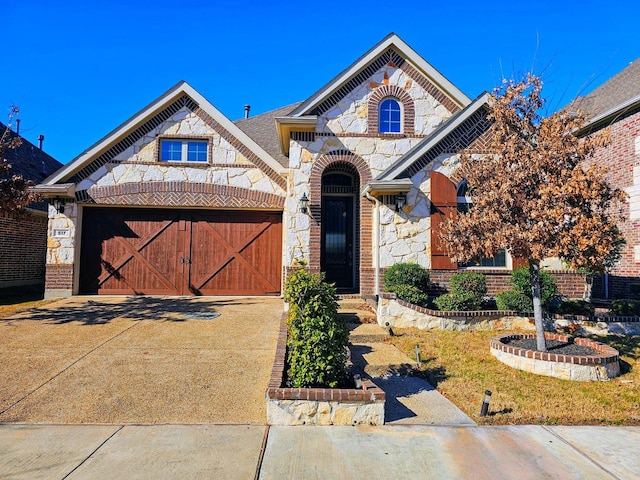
[321,196,354,289]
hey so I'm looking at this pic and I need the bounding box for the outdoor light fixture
[479,389,492,417]
[50,197,67,214]
[395,192,406,212]
[299,192,309,214]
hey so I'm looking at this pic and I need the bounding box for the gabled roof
[0,122,62,182]
[42,81,287,186]
[288,33,471,117]
[568,58,640,130]
[235,102,302,168]
[375,92,492,182]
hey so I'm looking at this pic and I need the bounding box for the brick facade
[44,264,74,292]
[0,211,48,289]
[588,110,640,298]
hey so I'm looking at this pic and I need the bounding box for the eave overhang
[30,183,76,198]
[576,95,640,136]
[275,116,317,156]
[362,179,413,197]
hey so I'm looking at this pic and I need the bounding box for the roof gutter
[30,183,76,198]
[578,94,640,135]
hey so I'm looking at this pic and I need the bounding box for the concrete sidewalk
[1,424,638,479]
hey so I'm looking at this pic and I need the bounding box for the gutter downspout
[364,189,380,297]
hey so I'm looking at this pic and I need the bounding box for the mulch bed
[505,338,600,356]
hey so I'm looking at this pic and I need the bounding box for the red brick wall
[0,211,48,288]
[588,110,640,298]
[44,264,74,291]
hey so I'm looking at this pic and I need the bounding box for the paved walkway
[1,424,638,479]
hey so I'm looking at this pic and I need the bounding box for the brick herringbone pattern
[78,182,285,209]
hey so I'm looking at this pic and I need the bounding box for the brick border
[308,151,373,295]
[266,313,386,403]
[78,182,285,209]
[490,333,619,366]
[368,85,415,134]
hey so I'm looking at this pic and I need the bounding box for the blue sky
[4,0,639,164]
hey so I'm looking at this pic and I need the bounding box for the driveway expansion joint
[60,425,125,480]
[0,320,142,417]
[542,425,622,480]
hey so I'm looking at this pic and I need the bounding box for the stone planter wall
[378,294,640,335]
[490,333,620,381]
[266,314,385,426]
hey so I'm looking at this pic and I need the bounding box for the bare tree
[0,106,41,211]
[439,74,626,351]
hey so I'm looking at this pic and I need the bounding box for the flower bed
[266,314,385,426]
[490,332,620,381]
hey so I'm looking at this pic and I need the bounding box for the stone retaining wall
[490,333,620,381]
[378,294,640,335]
[266,314,385,426]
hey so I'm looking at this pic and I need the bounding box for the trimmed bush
[384,263,430,292]
[510,267,559,307]
[449,272,487,298]
[434,291,484,311]
[555,300,595,317]
[496,290,533,313]
[284,270,349,388]
[393,284,431,308]
[610,299,640,317]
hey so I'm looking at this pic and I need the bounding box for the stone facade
[284,61,458,295]
[267,398,385,426]
[44,99,286,297]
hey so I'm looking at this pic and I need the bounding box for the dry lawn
[389,329,640,426]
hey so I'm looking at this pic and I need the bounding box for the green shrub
[496,290,533,313]
[284,270,349,388]
[555,300,595,317]
[449,272,487,298]
[610,299,640,316]
[393,284,431,308]
[434,291,484,311]
[384,263,430,292]
[510,267,559,307]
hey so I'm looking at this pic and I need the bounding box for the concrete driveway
[0,296,282,424]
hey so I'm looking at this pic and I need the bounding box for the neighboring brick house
[568,59,640,298]
[0,122,62,292]
[35,33,583,299]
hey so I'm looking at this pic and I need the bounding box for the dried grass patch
[389,329,640,425]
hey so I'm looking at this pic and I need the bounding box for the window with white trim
[160,139,208,162]
[379,98,402,133]
[456,180,507,268]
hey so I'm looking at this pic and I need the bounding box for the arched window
[379,98,402,133]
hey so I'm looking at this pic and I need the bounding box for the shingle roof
[569,58,640,120]
[234,102,302,168]
[0,122,62,183]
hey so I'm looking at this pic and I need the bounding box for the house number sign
[53,229,70,238]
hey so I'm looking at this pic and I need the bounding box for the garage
[79,208,282,295]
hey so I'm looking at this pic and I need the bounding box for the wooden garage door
[79,208,282,295]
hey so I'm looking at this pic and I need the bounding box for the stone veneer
[266,314,385,426]
[378,294,640,335]
[490,333,620,381]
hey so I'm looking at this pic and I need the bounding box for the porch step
[348,323,389,343]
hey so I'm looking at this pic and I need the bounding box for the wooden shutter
[430,171,458,270]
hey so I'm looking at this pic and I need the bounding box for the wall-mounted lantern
[299,193,309,214]
[50,197,67,214]
[395,192,406,212]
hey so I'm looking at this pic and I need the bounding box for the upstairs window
[379,98,402,133]
[160,139,208,162]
